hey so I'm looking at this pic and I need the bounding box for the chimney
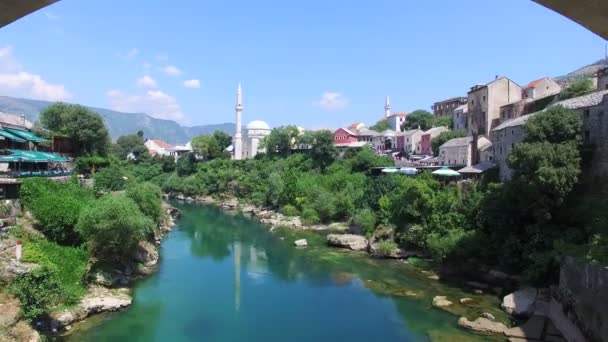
[20,114,25,126]
[470,134,479,166]
[495,75,498,80]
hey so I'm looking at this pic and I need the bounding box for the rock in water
[501,287,537,317]
[481,312,496,321]
[460,297,474,304]
[326,234,368,251]
[457,317,508,334]
[294,239,307,247]
[432,296,453,308]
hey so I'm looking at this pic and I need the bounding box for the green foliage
[425,228,470,260]
[115,133,148,160]
[74,155,111,175]
[560,78,594,100]
[309,130,337,172]
[94,164,132,192]
[281,204,298,217]
[21,178,94,245]
[376,240,398,255]
[301,207,320,225]
[76,195,152,262]
[431,130,466,157]
[153,155,176,173]
[370,119,390,132]
[402,110,434,131]
[126,182,163,224]
[524,105,582,144]
[262,126,300,157]
[10,266,62,321]
[433,116,453,129]
[266,172,284,207]
[40,103,111,155]
[192,130,232,160]
[21,239,88,305]
[176,152,197,176]
[345,146,393,173]
[352,208,377,236]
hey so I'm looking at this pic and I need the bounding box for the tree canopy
[560,78,594,100]
[115,133,148,160]
[262,126,300,157]
[308,130,337,172]
[40,103,111,155]
[401,110,434,131]
[431,130,466,156]
[370,120,390,132]
[192,130,232,160]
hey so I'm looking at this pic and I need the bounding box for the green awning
[0,150,69,163]
[0,129,26,142]
[4,128,47,143]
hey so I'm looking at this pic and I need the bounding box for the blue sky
[0,0,605,129]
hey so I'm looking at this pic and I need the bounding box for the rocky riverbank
[48,202,180,334]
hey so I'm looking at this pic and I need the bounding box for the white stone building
[438,136,491,167]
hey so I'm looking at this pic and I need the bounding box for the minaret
[384,96,391,118]
[234,83,243,160]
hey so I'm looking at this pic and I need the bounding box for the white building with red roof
[145,139,175,157]
[522,77,561,99]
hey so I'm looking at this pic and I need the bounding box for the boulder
[432,296,453,308]
[501,287,537,317]
[481,312,496,321]
[326,234,368,251]
[504,315,546,340]
[132,241,159,267]
[460,297,474,304]
[457,317,508,334]
[369,224,395,243]
[294,239,307,247]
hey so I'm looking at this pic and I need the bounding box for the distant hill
[0,96,235,144]
[555,58,608,86]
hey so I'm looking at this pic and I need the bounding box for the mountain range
[0,96,235,145]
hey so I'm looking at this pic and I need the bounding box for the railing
[0,170,73,178]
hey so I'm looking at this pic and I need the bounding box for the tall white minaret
[234,83,243,160]
[384,96,391,118]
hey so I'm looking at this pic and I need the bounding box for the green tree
[191,130,232,160]
[263,126,299,157]
[176,152,197,176]
[370,119,390,132]
[10,266,62,322]
[560,78,594,100]
[310,130,337,172]
[401,110,434,130]
[153,154,176,173]
[433,116,453,129]
[431,130,466,156]
[524,105,582,144]
[115,133,148,160]
[93,164,132,191]
[40,103,111,155]
[346,146,393,173]
[76,195,152,262]
[126,182,163,224]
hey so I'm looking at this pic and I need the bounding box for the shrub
[376,240,398,256]
[281,204,298,217]
[176,152,197,176]
[301,207,320,225]
[22,240,88,305]
[21,179,93,245]
[126,182,163,224]
[425,228,470,260]
[76,196,152,263]
[11,266,62,322]
[352,208,377,236]
[93,164,132,191]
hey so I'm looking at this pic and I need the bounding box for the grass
[21,239,89,306]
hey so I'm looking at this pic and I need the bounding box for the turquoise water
[67,203,505,341]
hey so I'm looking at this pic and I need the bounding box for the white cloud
[158,65,181,76]
[0,46,72,101]
[314,92,350,111]
[156,54,168,61]
[106,89,185,122]
[183,79,200,89]
[117,48,139,60]
[136,75,157,88]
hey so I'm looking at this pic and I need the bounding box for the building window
[584,109,590,118]
[511,143,514,149]
[482,95,486,101]
[512,129,514,136]
[600,110,604,116]
[585,130,590,141]
[500,147,503,155]
[471,100,474,105]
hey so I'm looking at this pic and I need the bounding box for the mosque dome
[246,120,271,130]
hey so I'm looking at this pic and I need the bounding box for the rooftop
[455,104,468,113]
[458,161,497,174]
[524,78,547,89]
[492,114,533,131]
[552,89,608,109]
[434,96,467,104]
[423,126,448,135]
[356,128,380,136]
[147,139,174,149]
[440,136,491,149]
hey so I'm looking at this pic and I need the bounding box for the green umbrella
[432,166,460,177]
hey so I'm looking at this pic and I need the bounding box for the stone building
[395,129,423,154]
[453,104,468,131]
[498,78,561,124]
[386,112,408,132]
[491,114,532,181]
[432,97,467,118]
[468,77,522,137]
[438,136,491,167]
[596,67,608,91]
[419,126,449,155]
[241,120,271,159]
[522,77,561,99]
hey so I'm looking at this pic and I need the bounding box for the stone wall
[582,97,608,177]
[557,256,608,342]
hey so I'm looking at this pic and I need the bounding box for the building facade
[468,77,522,137]
[242,120,271,159]
[333,128,359,144]
[419,126,449,155]
[395,129,422,154]
[453,104,468,131]
[145,139,175,157]
[432,97,467,117]
[438,136,491,167]
[490,115,531,181]
[597,67,608,91]
[386,113,408,132]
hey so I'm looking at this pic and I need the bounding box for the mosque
[232,83,272,159]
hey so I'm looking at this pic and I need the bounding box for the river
[66,202,507,341]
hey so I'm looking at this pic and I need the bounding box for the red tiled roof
[525,78,545,89]
[150,139,174,149]
[348,122,364,129]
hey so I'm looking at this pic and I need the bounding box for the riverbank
[169,194,585,341]
[0,201,180,339]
